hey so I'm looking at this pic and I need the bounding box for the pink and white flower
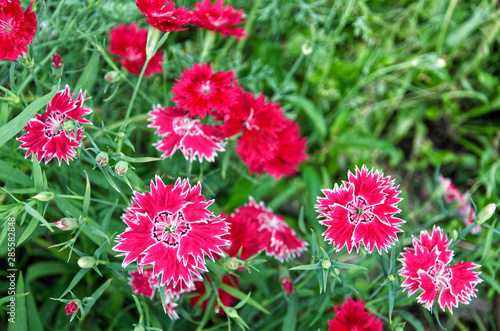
[316,166,404,254]
[114,177,229,290]
[399,226,482,313]
[225,197,307,262]
[18,86,92,165]
[148,105,225,162]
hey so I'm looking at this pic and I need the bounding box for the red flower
[129,269,159,299]
[280,277,294,294]
[64,301,78,315]
[108,22,163,77]
[17,86,93,165]
[114,177,229,290]
[328,297,383,331]
[399,226,482,313]
[136,0,192,33]
[439,175,480,234]
[226,197,307,262]
[191,0,248,40]
[171,63,238,118]
[51,53,63,69]
[316,166,404,254]
[148,105,225,162]
[0,0,37,61]
[189,274,239,314]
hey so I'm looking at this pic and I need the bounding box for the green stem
[436,0,458,56]
[272,53,304,100]
[200,30,216,63]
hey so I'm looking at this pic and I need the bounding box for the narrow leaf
[83,171,91,217]
[22,202,53,233]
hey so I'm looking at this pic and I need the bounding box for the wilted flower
[135,0,192,33]
[18,86,93,165]
[191,0,247,40]
[148,105,225,162]
[113,177,229,290]
[108,23,163,77]
[328,298,383,331]
[316,166,404,254]
[0,0,37,61]
[64,301,78,315]
[189,274,239,315]
[399,226,482,313]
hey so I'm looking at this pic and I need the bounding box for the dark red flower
[328,298,383,331]
[189,274,239,315]
[136,0,192,33]
[281,277,294,294]
[64,301,78,315]
[17,86,93,165]
[191,0,247,40]
[0,0,37,61]
[108,22,163,77]
[51,53,63,69]
[148,105,225,162]
[129,269,160,299]
[171,63,238,118]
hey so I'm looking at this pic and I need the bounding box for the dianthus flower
[114,177,229,290]
[129,269,159,299]
[171,63,238,118]
[438,175,480,234]
[108,22,163,76]
[64,301,78,315]
[18,86,93,165]
[191,0,247,40]
[148,105,225,162]
[399,226,482,313]
[280,277,294,294]
[316,166,404,254]
[0,0,37,61]
[328,298,383,331]
[226,197,307,262]
[136,0,192,32]
[189,274,239,314]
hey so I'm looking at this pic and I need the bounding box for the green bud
[225,307,239,319]
[115,161,129,176]
[104,71,120,83]
[117,132,126,139]
[133,325,145,331]
[54,217,79,231]
[476,203,496,225]
[146,26,162,60]
[321,258,331,269]
[33,191,55,202]
[227,257,239,271]
[77,256,97,269]
[95,152,109,166]
[387,274,395,282]
[63,120,75,132]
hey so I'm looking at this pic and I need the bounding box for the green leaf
[0,160,32,186]
[335,133,401,165]
[396,309,425,331]
[17,217,38,246]
[120,155,161,163]
[83,278,113,315]
[26,262,72,284]
[310,228,318,258]
[76,51,100,94]
[289,262,322,271]
[285,95,326,139]
[0,87,58,148]
[445,4,491,48]
[330,261,367,270]
[22,202,53,233]
[219,284,269,314]
[7,272,27,331]
[297,206,306,234]
[281,292,297,331]
[60,268,90,298]
[83,171,91,217]
[32,158,43,193]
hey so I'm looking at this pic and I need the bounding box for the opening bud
[52,53,63,70]
[280,277,294,294]
[64,301,78,315]
[104,71,120,83]
[321,258,331,270]
[476,203,496,225]
[54,217,79,231]
[115,161,129,176]
[77,256,97,269]
[32,191,55,202]
[226,257,239,271]
[95,152,109,166]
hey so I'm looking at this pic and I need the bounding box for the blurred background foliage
[1,0,499,330]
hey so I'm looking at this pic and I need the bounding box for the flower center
[428,261,452,289]
[346,196,374,224]
[257,212,284,232]
[205,14,227,28]
[152,211,190,247]
[172,117,199,135]
[200,82,211,95]
[44,111,68,138]
[243,108,259,130]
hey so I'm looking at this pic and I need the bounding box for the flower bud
[104,71,120,83]
[225,307,240,319]
[226,257,239,271]
[77,256,97,269]
[115,161,129,176]
[280,277,294,294]
[63,120,75,132]
[54,217,79,231]
[134,325,145,331]
[387,274,395,282]
[64,301,78,315]
[476,203,496,225]
[52,53,63,70]
[32,191,55,202]
[321,258,331,269]
[95,152,109,166]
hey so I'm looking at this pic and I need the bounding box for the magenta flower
[0,0,37,61]
[148,105,226,162]
[328,297,383,331]
[316,166,404,254]
[191,0,248,40]
[17,86,93,165]
[114,177,229,290]
[64,301,78,315]
[129,269,159,299]
[399,226,482,313]
[171,63,239,118]
[226,197,307,262]
[439,175,480,234]
[136,0,192,33]
[108,22,163,77]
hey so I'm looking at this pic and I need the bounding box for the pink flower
[399,226,482,313]
[189,274,239,315]
[64,301,78,315]
[148,105,225,162]
[328,297,383,331]
[136,0,192,33]
[191,0,247,40]
[163,296,179,320]
[17,86,93,165]
[171,63,238,118]
[108,23,163,77]
[129,269,159,299]
[113,177,229,290]
[226,197,307,262]
[438,175,480,234]
[0,0,37,61]
[280,277,294,294]
[316,166,404,254]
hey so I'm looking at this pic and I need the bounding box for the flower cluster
[399,226,482,312]
[328,297,383,331]
[439,175,480,234]
[0,0,37,61]
[225,197,307,262]
[316,165,404,254]
[18,86,93,165]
